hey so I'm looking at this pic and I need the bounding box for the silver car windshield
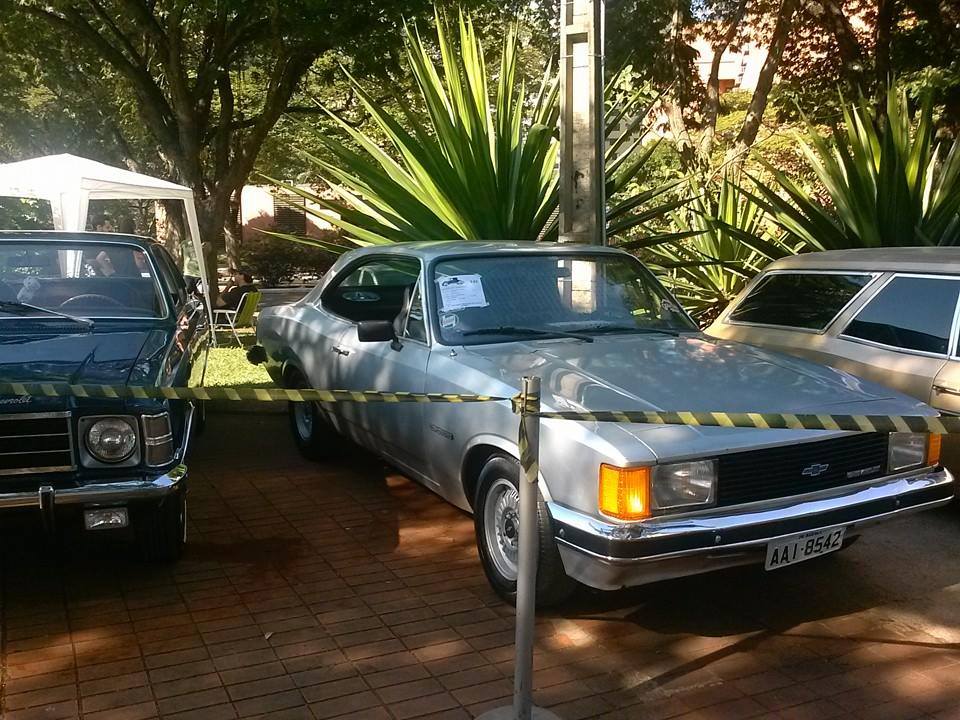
[432,254,696,344]
[0,242,166,319]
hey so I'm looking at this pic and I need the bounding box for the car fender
[460,431,555,507]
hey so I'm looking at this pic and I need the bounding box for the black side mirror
[357,320,396,343]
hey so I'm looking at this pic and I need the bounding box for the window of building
[272,192,307,234]
[842,276,960,355]
[728,272,872,331]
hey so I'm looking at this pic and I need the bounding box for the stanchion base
[475,706,562,720]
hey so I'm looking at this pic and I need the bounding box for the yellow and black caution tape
[0,382,506,404]
[536,409,960,434]
[2,381,958,434]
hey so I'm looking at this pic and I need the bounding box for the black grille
[0,412,74,475]
[717,433,889,506]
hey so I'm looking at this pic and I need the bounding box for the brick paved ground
[3,410,960,720]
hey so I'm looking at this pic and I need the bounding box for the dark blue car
[0,231,210,560]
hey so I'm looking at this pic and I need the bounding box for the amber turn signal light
[599,464,651,520]
[928,433,943,466]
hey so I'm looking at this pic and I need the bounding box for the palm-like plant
[270,12,680,248]
[644,175,799,323]
[748,85,960,248]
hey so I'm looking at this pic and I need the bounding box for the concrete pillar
[559,0,606,245]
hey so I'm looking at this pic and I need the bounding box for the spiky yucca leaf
[748,85,960,248]
[273,12,674,249]
[646,175,798,322]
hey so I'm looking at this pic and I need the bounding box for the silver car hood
[459,333,935,461]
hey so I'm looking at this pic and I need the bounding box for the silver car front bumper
[549,467,955,591]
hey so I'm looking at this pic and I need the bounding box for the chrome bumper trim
[0,465,187,510]
[549,467,954,589]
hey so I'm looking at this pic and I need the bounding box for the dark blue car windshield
[431,254,696,344]
[0,242,166,319]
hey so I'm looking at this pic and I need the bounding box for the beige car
[708,247,960,466]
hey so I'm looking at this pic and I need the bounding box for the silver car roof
[766,247,960,274]
[342,240,629,261]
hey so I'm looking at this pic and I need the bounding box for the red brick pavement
[3,410,960,719]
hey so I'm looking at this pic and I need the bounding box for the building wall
[239,185,335,241]
[691,37,768,94]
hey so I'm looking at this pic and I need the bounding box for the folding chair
[214,290,261,346]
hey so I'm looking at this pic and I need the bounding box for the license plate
[765,527,845,570]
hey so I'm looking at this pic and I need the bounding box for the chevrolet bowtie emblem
[802,463,830,477]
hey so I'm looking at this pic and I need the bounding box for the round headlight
[85,418,137,463]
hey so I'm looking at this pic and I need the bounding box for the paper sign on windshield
[437,274,488,312]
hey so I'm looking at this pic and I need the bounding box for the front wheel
[473,454,576,607]
[287,373,338,461]
[136,490,186,562]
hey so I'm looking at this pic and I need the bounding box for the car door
[826,274,960,402]
[323,255,431,472]
[150,245,210,388]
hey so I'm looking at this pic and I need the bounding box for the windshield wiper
[573,323,681,337]
[461,325,593,342]
[0,301,95,329]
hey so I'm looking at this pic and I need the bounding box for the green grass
[204,346,274,388]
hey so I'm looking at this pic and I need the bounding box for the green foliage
[205,347,273,388]
[270,11,679,249]
[749,85,960,249]
[0,198,52,230]
[240,229,340,286]
[644,175,798,323]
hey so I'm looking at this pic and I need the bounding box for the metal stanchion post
[479,377,561,720]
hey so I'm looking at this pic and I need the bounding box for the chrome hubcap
[293,401,313,439]
[483,478,520,581]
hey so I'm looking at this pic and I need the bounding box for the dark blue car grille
[0,412,75,476]
[716,433,889,506]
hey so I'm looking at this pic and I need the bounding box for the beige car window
[843,276,960,355]
[729,272,871,330]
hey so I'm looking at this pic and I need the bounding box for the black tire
[287,372,337,461]
[192,400,207,436]
[473,454,576,607]
[137,490,186,562]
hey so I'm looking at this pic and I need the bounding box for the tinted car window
[843,276,960,355]
[729,272,871,330]
[323,257,421,323]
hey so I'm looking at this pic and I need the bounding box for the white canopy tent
[0,154,212,322]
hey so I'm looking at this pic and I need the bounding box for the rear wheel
[473,454,576,607]
[287,372,338,461]
[137,490,186,562]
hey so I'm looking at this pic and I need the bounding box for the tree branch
[699,0,751,161]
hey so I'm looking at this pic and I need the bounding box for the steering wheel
[0,279,15,302]
[59,294,123,310]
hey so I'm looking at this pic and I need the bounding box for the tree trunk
[806,0,867,94]
[726,0,799,167]
[154,200,185,268]
[224,190,242,269]
[665,1,702,173]
[874,0,895,118]
[699,0,750,162]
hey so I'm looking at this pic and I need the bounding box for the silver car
[256,242,953,604]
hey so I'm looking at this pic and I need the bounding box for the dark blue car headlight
[83,417,138,464]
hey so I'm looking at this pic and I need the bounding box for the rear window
[728,272,872,331]
[842,276,960,355]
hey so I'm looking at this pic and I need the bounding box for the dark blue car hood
[0,325,171,386]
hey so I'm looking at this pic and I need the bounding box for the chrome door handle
[933,383,960,397]
[331,346,350,356]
